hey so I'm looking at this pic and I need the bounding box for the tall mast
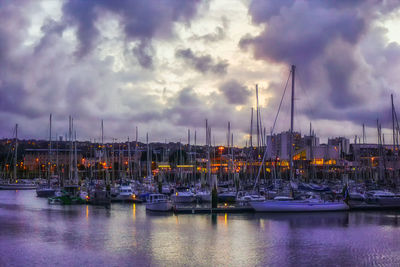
[135,126,139,179]
[289,65,296,180]
[392,94,396,152]
[227,121,231,180]
[227,121,230,148]
[118,143,122,179]
[231,133,234,176]
[146,133,151,181]
[48,114,52,180]
[56,132,60,185]
[74,130,78,182]
[256,84,260,151]
[112,138,115,182]
[194,130,197,183]
[250,108,253,148]
[188,129,191,163]
[14,124,18,181]
[128,137,132,179]
[206,119,211,184]
[69,116,73,183]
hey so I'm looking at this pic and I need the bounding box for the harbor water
[0,191,399,267]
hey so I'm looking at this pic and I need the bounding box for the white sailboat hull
[0,184,36,190]
[250,200,349,212]
[146,201,173,212]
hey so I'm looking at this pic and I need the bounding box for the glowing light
[158,165,171,168]
[175,192,178,196]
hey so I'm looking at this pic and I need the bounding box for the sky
[1,0,400,146]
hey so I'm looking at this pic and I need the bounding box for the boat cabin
[147,194,168,203]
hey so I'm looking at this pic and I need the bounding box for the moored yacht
[146,194,173,212]
[36,184,56,197]
[0,180,37,190]
[111,183,140,202]
[171,187,195,203]
[48,185,88,205]
[237,191,265,203]
[250,195,349,212]
[365,190,400,208]
[196,190,211,202]
[218,190,237,203]
[88,185,111,206]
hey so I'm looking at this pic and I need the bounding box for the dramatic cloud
[62,0,204,65]
[2,0,400,145]
[175,48,228,75]
[241,0,400,131]
[219,79,250,105]
[190,16,228,43]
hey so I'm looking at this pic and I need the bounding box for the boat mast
[48,114,52,181]
[188,129,191,184]
[69,116,73,184]
[289,65,295,180]
[256,85,260,154]
[135,126,140,180]
[250,108,253,148]
[74,130,78,182]
[128,137,132,180]
[206,119,211,185]
[101,120,109,184]
[14,124,18,182]
[227,121,230,182]
[194,130,197,185]
[392,94,397,153]
[55,132,58,183]
[111,138,115,182]
[146,132,151,182]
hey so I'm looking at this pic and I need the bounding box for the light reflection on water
[133,203,136,221]
[0,191,399,267]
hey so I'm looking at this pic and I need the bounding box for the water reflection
[132,203,136,221]
[254,212,350,228]
[0,191,400,267]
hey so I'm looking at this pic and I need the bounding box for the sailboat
[0,124,36,190]
[146,194,173,212]
[250,194,349,212]
[48,117,88,204]
[37,114,56,197]
[249,65,349,212]
[88,120,111,205]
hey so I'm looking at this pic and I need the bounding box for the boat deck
[173,206,254,214]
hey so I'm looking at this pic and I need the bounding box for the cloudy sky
[1,0,400,145]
